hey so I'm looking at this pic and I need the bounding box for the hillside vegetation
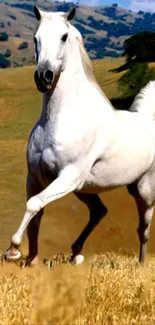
[1,0,155,66]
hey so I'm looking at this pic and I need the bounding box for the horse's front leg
[5,165,80,261]
[5,174,44,264]
[26,175,44,265]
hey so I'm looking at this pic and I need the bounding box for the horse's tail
[129,81,155,121]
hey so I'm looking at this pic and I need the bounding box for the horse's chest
[27,127,58,185]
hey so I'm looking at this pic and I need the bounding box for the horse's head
[33,6,76,93]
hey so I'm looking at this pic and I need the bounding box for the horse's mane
[130,81,155,119]
[70,25,113,107]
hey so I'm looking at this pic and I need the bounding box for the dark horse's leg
[127,183,154,264]
[26,174,44,265]
[70,193,108,265]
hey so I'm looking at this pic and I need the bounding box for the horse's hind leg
[138,204,154,264]
[70,193,107,265]
[127,184,154,264]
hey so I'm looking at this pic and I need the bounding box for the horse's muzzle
[34,70,53,93]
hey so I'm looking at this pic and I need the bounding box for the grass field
[0,57,155,324]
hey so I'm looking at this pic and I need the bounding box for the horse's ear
[67,8,76,21]
[34,6,44,21]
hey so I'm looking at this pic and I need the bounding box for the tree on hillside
[109,31,155,103]
[111,31,155,73]
[123,31,155,63]
[118,62,155,98]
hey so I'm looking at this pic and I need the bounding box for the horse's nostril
[44,70,53,83]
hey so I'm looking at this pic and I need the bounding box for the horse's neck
[40,37,114,125]
[41,41,86,123]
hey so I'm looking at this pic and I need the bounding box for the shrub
[0,32,9,41]
[0,54,11,68]
[0,22,5,28]
[4,49,12,58]
[122,31,155,63]
[7,14,16,20]
[18,42,28,50]
[118,62,155,97]
[74,23,95,35]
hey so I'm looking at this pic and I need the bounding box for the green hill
[0,0,155,67]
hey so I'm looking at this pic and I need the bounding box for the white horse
[5,6,155,265]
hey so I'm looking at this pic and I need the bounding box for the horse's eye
[61,33,68,42]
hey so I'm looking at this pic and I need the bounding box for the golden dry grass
[0,254,155,325]
[79,254,155,325]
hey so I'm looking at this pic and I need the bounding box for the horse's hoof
[70,254,84,266]
[4,249,21,261]
[27,256,40,267]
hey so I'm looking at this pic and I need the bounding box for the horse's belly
[81,144,154,192]
[80,165,146,193]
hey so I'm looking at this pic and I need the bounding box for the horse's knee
[76,193,108,223]
[95,199,107,216]
[98,203,108,219]
[26,196,43,214]
[89,195,107,220]
[90,202,108,225]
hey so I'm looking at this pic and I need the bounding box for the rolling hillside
[1,0,155,67]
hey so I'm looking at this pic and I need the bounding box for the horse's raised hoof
[4,248,21,261]
[70,254,84,266]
